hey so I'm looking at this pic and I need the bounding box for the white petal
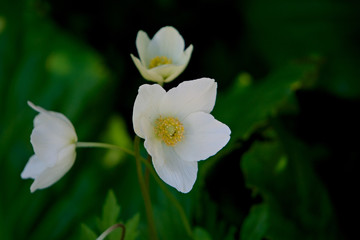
[28,101,76,134]
[151,144,198,193]
[131,54,164,83]
[160,78,217,119]
[178,44,193,65]
[27,102,77,166]
[135,30,151,66]
[174,112,231,162]
[147,26,185,62]
[21,155,47,179]
[150,64,182,82]
[144,137,165,167]
[164,45,193,83]
[31,120,74,167]
[132,84,166,138]
[30,144,76,192]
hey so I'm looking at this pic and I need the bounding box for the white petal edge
[160,78,217,119]
[28,101,77,142]
[30,144,76,192]
[149,64,183,83]
[151,144,198,193]
[164,44,193,83]
[135,30,151,66]
[174,112,231,162]
[147,26,185,63]
[28,101,75,131]
[131,54,164,83]
[132,83,166,138]
[21,155,47,179]
[29,103,77,166]
[144,136,165,167]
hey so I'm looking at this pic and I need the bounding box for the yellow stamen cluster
[149,56,172,69]
[154,116,184,146]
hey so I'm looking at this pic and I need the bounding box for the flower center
[149,56,172,69]
[154,116,184,146]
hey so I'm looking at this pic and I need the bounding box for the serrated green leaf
[124,213,140,240]
[97,190,121,232]
[79,224,97,240]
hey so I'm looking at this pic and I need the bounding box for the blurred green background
[1,0,359,239]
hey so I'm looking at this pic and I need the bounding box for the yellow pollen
[149,56,172,69]
[154,116,184,146]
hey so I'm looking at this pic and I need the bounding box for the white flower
[133,78,231,193]
[130,26,193,84]
[21,101,78,192]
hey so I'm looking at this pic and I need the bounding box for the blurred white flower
[21,101,78,192]
[133,78,231,193]
[130,26,193,84]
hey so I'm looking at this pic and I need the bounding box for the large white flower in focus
[21,101,78,192]
[130,26,193,84]
[133,78,231,193]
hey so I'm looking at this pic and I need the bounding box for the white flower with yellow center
[130,26,193,84]
[21,101,78,192]
[133,78,231,193]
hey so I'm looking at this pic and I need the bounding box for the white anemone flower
[130,26,193,84]
[133,78,231,193]
[21,101,78,192]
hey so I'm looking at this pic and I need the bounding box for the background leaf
[240,128,340,240]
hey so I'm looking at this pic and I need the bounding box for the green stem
[139,155,193,238]
[77,139,192,238]
[76,142,134,156]
[134,136,158,240]
[96,223,125,240]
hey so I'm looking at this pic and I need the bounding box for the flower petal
[130,54,164,83]
[30,109,76,167]
[160,78,217,119]
[30,144,76,192]
[135,30,151,66]
[21,155,47,179]
[147,26,185,63]
[151,144,198,193]
[133,84,166,138]
[149,64,183,83]
[174,112,231,161]
[144,137,165,167]
[164,44,193,83]
[28,101,75,134]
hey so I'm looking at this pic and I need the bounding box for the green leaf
[101,115,133,168]
[124,213,140,240]
[79,224,97,240]
[214,61,317,142]
[193,227,212,240]
[244,0,360,98]
[0,1,113,239]
[97,190,121,232]
[240,130,339,240]
[240,204,268,240]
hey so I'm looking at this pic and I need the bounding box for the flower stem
[134,136,158,240]
[140,155,193,238]
[76,140,192,237]
[96,223,125,240]
[76,142,135,156]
